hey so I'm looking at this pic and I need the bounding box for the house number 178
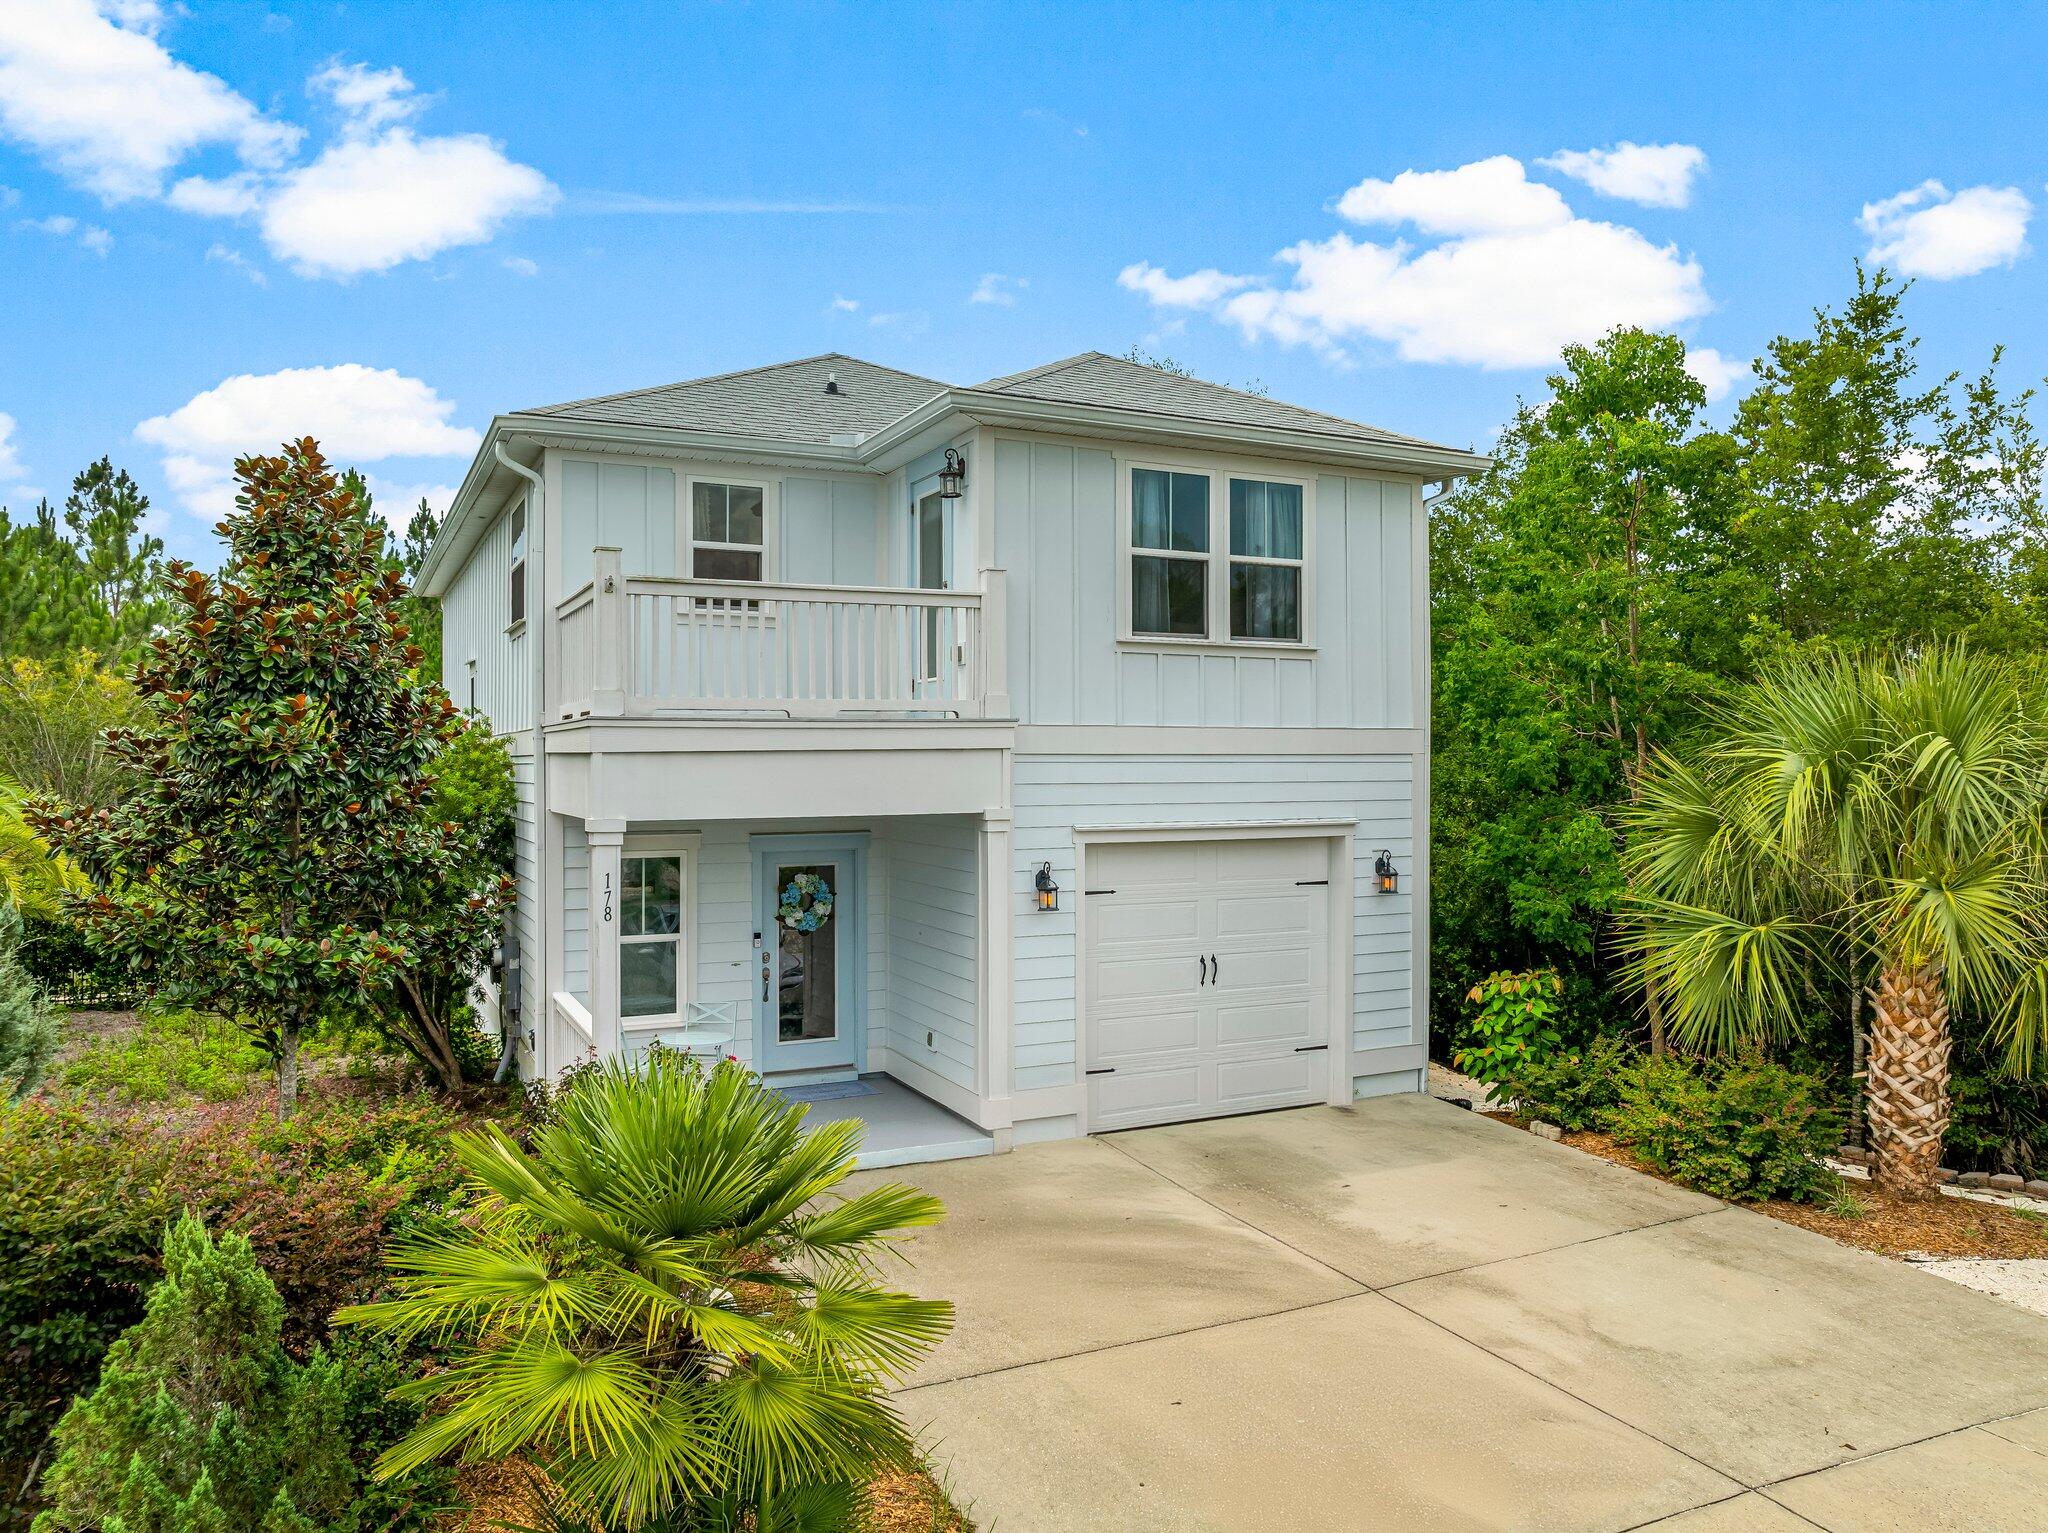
[602,872,613,923]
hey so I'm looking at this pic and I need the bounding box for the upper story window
[508,503,527,626]
[1229,479,1304,642]
[1127,466,1310,645]
[690,481,765,582]
[1130,468,1210,638]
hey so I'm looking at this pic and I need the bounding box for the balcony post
[979,566,1010,719]
[591,546,626,717]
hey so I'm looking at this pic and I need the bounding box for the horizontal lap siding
[562,822,589,1003]
[510,752,538,1058]
[1011,754,1417,1093]
[876,817,978,1094]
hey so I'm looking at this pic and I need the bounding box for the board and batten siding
[557,454,885,588]
[874,817,978,1096]
[440,495,531,734]
[990,437,1418,729]
[1009,753,1417,1094]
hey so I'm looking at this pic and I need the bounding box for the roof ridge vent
[824,370,841,395]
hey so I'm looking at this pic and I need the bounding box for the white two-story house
[419,352,1485,1163]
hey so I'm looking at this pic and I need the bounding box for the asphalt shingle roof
[519,350,1446,452]
[521,354,948,443]
[973,352,1440,448]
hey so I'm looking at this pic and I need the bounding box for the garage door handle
[1085,1066,1116,1075]
[1294,1044,1330,1053]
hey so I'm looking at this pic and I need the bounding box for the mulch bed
[1484,1112,2048,1261]
[435,1461,971,1532]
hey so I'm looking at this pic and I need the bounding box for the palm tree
[1620,644,2048,1197]
[338,1050,954,1529]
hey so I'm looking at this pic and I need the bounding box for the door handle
[1198,955,1207,986]
[1210,954,1219,985]
[761,956,771,1003]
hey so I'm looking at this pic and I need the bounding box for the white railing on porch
[555,547,1008,720]
[549,989,596,1066]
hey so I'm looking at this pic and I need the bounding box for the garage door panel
[1217,997,1318,1050]
[1084,835,1336,1131]
[1091,952,1206,1004]
[1216,1052,1323,1111]
[1094,897,1202,947]
[1210,943,1319,993]
[1213,890,1319,940]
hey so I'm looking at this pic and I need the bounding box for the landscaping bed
[1484,1111,2048,1261]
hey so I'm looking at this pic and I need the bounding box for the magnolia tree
[30,440,509,1115]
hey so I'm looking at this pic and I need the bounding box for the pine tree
[34,1215,354,1533]
[28,440,507,1115]
[63,457,166,650]
[0,900,58,1098]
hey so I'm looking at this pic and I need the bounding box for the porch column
[978,813,1014,1133]
[588,821,625,1060]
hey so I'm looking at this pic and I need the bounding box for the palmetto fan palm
[1620,645,2048,1197]
[337,1051,953,1529]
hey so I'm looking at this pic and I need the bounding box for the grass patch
[59,1007,267,1102]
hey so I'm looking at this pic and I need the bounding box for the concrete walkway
[853,1094,2048,1532]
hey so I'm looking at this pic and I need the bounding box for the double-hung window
[508,503,527,627]
[1228,478,1304,642]
[618,854,685,1019]
[1130,468,1211,638]
[690,481,765,584]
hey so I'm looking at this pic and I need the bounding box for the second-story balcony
[555,548,1009,721]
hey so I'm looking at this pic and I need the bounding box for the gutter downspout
[493,438,546,1084]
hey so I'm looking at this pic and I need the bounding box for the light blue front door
[753,837,863,1076]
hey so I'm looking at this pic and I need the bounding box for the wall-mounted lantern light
[1374,850,1398,894]
[939,447,966,500]
[1034,861,1060,911]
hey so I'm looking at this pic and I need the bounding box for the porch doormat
[774,1080,879,1104]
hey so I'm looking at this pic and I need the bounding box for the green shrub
[0,904,58,1100]
[1605,1053,1841,1202]
[0,1104,175,1516]
[1453,968,1566,1087]
[16,912,132,1010]
[60,1008,267,1104]
[1493,1033,1633,1131]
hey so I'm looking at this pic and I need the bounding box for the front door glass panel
[776,862,839,1043]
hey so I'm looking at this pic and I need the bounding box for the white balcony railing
[556,547,1008,720]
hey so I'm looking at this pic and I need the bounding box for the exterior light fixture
[1374,850,1398,894]
[939,447,966,500]
[1034,861,1059,911]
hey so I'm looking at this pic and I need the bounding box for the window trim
[682,473,775,587]
[615,836,699,1029]
[507,501,528,629]
[1117,458,1316,651]
[1227,475,1309,644]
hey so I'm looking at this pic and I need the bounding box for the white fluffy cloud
[260,127,557,277]
[0,411,27,486]
[969,272,1028,306]
[15,211,112,253]
[0,9,553,279]
[1683,346,1747,401]
[1859,181,2031,279]
[1122,156,1710,369]
[134,364,480,520]
[0,0,299,201]
[1539,142,1708,208]
[1336,155,1572,235]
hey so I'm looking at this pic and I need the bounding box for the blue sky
[3,1,2045,564]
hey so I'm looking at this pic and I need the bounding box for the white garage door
[1083,836,1333,1132]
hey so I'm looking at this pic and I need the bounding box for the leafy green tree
[0,652,140,805]
[1732,265,2044,653]
[368,712,514,1091]
[0,901,59,1099]
[28,440,507,1116]
[33,1213,354,1533]
[64,457,167,651]
[1621,645,2048,1196]
[341,1052,954,1531]
[1431,328,1748,1045]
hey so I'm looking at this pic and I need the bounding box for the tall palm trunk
[1865,965,1952,1198]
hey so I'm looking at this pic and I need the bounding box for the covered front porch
[542,811,1010,1168]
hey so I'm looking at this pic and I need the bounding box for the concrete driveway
[854,1094,2048,1532]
